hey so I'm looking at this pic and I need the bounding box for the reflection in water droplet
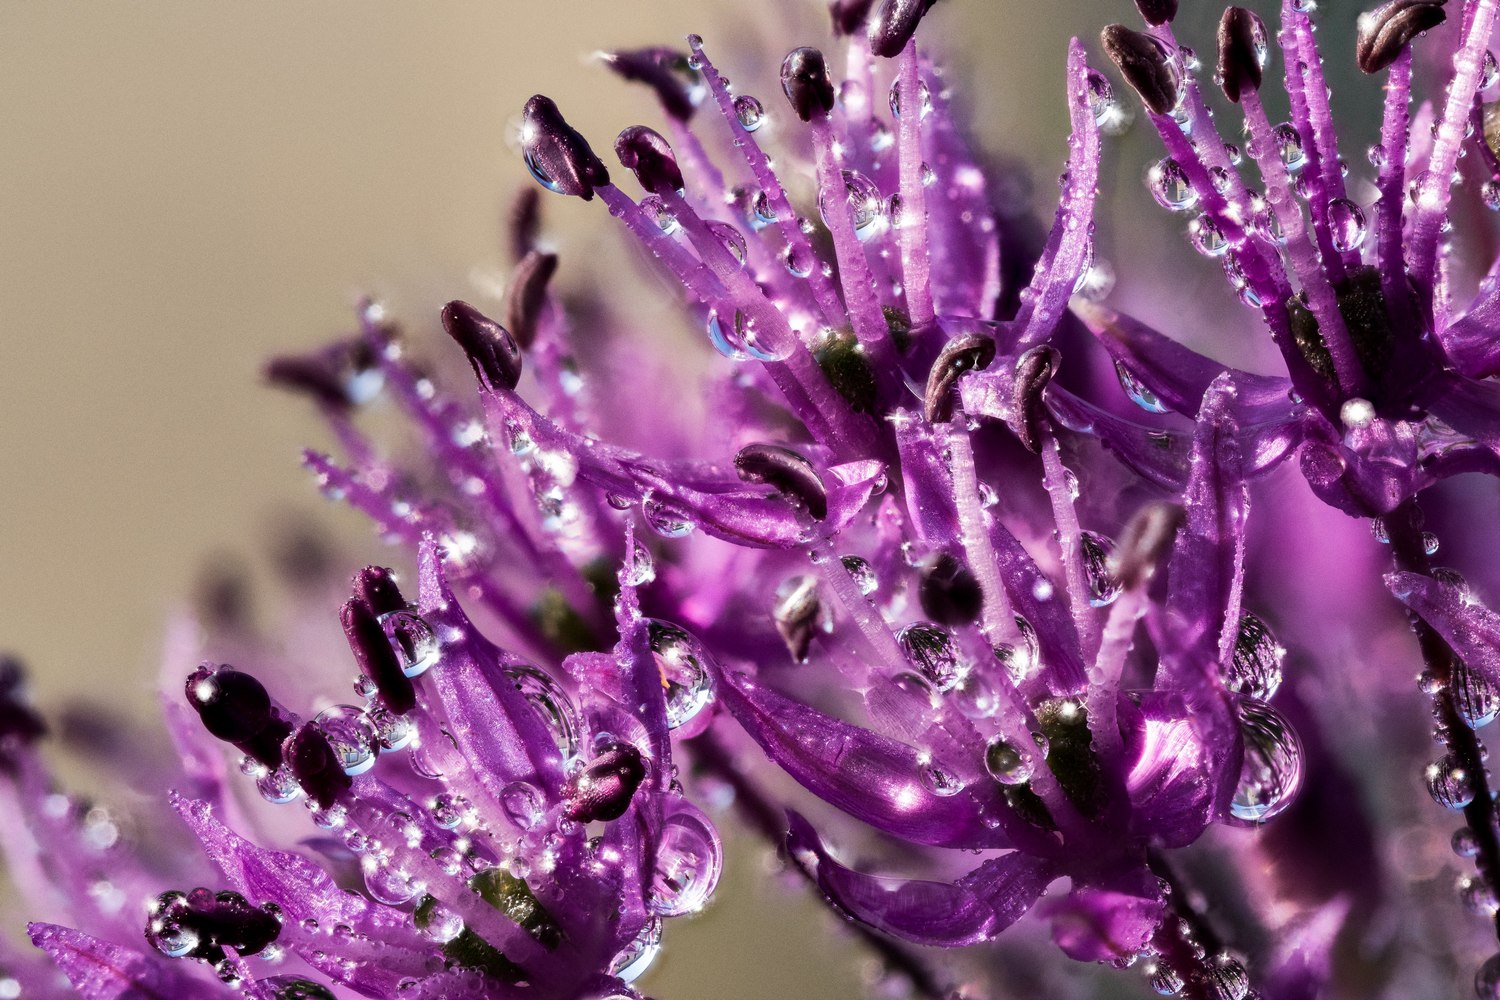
[257,767,302,804]
[361,854,418,905]
[819,169,886,242]
[984,735,1036,786]
[841,555,879,596]
[650,799,723,916]
[1147,157,1198,212]
[611,918,662,983]
[646,620,717,730]
[1327,197,1367,252]
[1114,360,1169,413]
[501,781,545,831]
[920,761,965,796]
[897,622,962,691]
[1227,613,1284,700]
[1189,214,1228,257]
[313,705,378,776]
[1080,531,1120,607]
[888,77,932,120]
[621,538,656,587]
[642,493,697,538]
[733,94,764,132]
[1274,123,1305,170]
[1228,698,1303,824]
[379,610,440,679]
[1454,658,1500,729]
[502,664,580,759]
[1426,753,1476,810]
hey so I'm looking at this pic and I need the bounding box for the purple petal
[1039,878,1164,963]
[1118,692,1217,847]
[1440,279,1500,379]
[1387,570,1500,692]
[787,812,1056,946]
[28,923,208,1000]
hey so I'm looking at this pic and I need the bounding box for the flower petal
[1387,570,1500,692]
[787,812,1055,946]
[28,923,207,1000]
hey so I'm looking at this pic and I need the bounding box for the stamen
[441,300,523,392]
[867,0,940,59]
[520,95,610,201]
[1356,0,1449,75]
[923,332,995,423]
[895,43,935,328]
[734,443,829,520]
[341,597,417,715]
[1011,344,1060,454]
[614,125,685,195]
[1100,24,1180,116]
[1216,7,1266,104]
[503,250,558,350]
[563,741,646,822]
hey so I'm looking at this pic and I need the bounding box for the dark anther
[1011,344,1060,453]
[0,656,46,748]
[1218,7,1267,104]
[341,598,417,715]
[1135,0,1178,25]
[614,125,685,196]
[520,95,609,201]
[354,565,408,617]
[185,666,271,744]
[1101,24,1180,117]
[1356,0,1447,75]
[773,575,823,662]
[1112,501,1184,590]
[287,724,351,810]
[924,332,996,423]
[264,356,353,410]
[563,741,647,822]
[185,665,292,768]
[601,48,701,122]
[504,250,559,350]
[1285,265,1395,393]
[918,552,983,626]
[441,300,523,392]
[815,333,878,413]
[830,0,877,35]
[734,443,829,520]
[780,47,836,122]
[508,187,541,262]
[868,0,941,59]
[146,887,282,965]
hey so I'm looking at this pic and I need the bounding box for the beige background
[0,2,1361,996]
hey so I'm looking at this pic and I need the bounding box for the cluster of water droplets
[1223,613,1303,826]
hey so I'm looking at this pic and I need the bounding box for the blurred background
[0,1,1396,996]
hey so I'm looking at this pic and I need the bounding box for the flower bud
[1218,7,1268,104]
[1011,344,1060,453]
[868,0,941,59]
[1134,0,1177,25]
[504,250,559,350]
[614,125,685,196]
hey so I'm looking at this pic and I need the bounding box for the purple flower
[1067,0,1500,519]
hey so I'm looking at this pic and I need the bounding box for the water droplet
[413,895,463,944]
[1228,699,1303,824]
[1463,874,1499,915]
[1366,143,1387,168]
[1080,531,1120,607]
[650,799,722,916]
[1328,198,1367,252]
[621,538,656,587]
[368,706,414,752]
[639,194,680,235]
[984,735,1037,785]
[524,147,564,194]
[379,610,440,678]
[888,77,932,120]
[995,616,1041,682]
[819,169,886,241]
[841,555,879,595]
[1274,123,1306,170]
[1205,956,1250,1000]
[642,492,697,537]
[897,622,962,691]
[257,767,302,804]
[429,793,470,830]
[1423,532,1440,556]
[313,705,378,776]
[611,918,662,983]
[782,243,815,278]
[1426,753,1477,809]
[1115,360,1169,413]
[705,307,780,362]
[1228,613,1284,700]
[360,855,418,905]
[1456,827,1482,857]
[751,189,777,228]
[1455,659,1500,729]
[646,620,717,730]
[1086,70,1116,124]
[1148,158,1198,212]
[502,664,580,758]
[1483,181,1500,212]
[1150,962,1185,995]
[1477,953,1500,999]
[1189,214,1229,257]
[501,781,545,830]
[707,220,748,266]
[733,94,764,131]
[1485,50,1500,90]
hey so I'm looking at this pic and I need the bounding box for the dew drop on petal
[1454,659,1500,729]
[380,610,440,679]
[257,766,303,804]
[361,855,418,905]
[650,799,722,916]
[984,735,1036,786]
[621,537,656,587]
[646,620,717,730]
[502,664,581,758]
[1150,963,1185,996]
[920,761,966,796]
[1114,360,1169,413]
[1148,158,1198,212]
[1228,698,1303,824]
[611,918,663,983]
[897,622,961,691]
[642,493,697,537]
[313,705,378,776]
[1227,612,1285,700]
[501,780,545,831]
[887,77,932,120]
[1189,214,1228,257]
[841,555,879,595]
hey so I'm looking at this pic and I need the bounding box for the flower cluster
[7,0,1500,998]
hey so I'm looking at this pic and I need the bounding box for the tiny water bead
[1080,531,1121,607]
[650,799,723,917]
[818,169,887,242]
[429,792,472,831]
[1227,613,1284,700]
[897,622,962,691]
[732,94,764,131]
[984,735,1037,786]
[1228,698,1304,825]
[1114,360,1169,414]
[1427,754,1478,810]
[645,620,717,730]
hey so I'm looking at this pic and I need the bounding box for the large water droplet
[639,194,680,235]
[1455,658,1500,729]
[995,615,1041,682]
[984,735,1037,785]
[707,220,748,266]
[1484,50,1500,90]
[1148,158,1198,212]
[1328,198,1366,252]
[1227,612,1284,700]
[1080,531,1120,607]
[1149,962,1185,995]
[524,147,564,194]
[920,760,966,796]
[1189,214,1229,257]
[1274,123,1306,170]
[1426,753,1477,810]
[733,94,765,132]
[621,537,657,587]
[501,781,545,831]
[413,895,464,944]
[897,622,962,691]
[1205,956,1250,1000]
[642,492,697,537]
[256,766,302,804]
[1477,953,1500,999]
[1228,698,1303,825]
[705,307,780,362]
[368,706,414,752]
[313,705,378,776]
[379,610,440,679]
[650,798,722,916]
[611,918,662,983]
[819,169,886,242]
[841,555,879,596]
[361,854,418,905]
[888,77,932,120]
[502,664,580,759]
[646,620,717,730]
[782,242,815,278]
[1114,360,1168,413]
